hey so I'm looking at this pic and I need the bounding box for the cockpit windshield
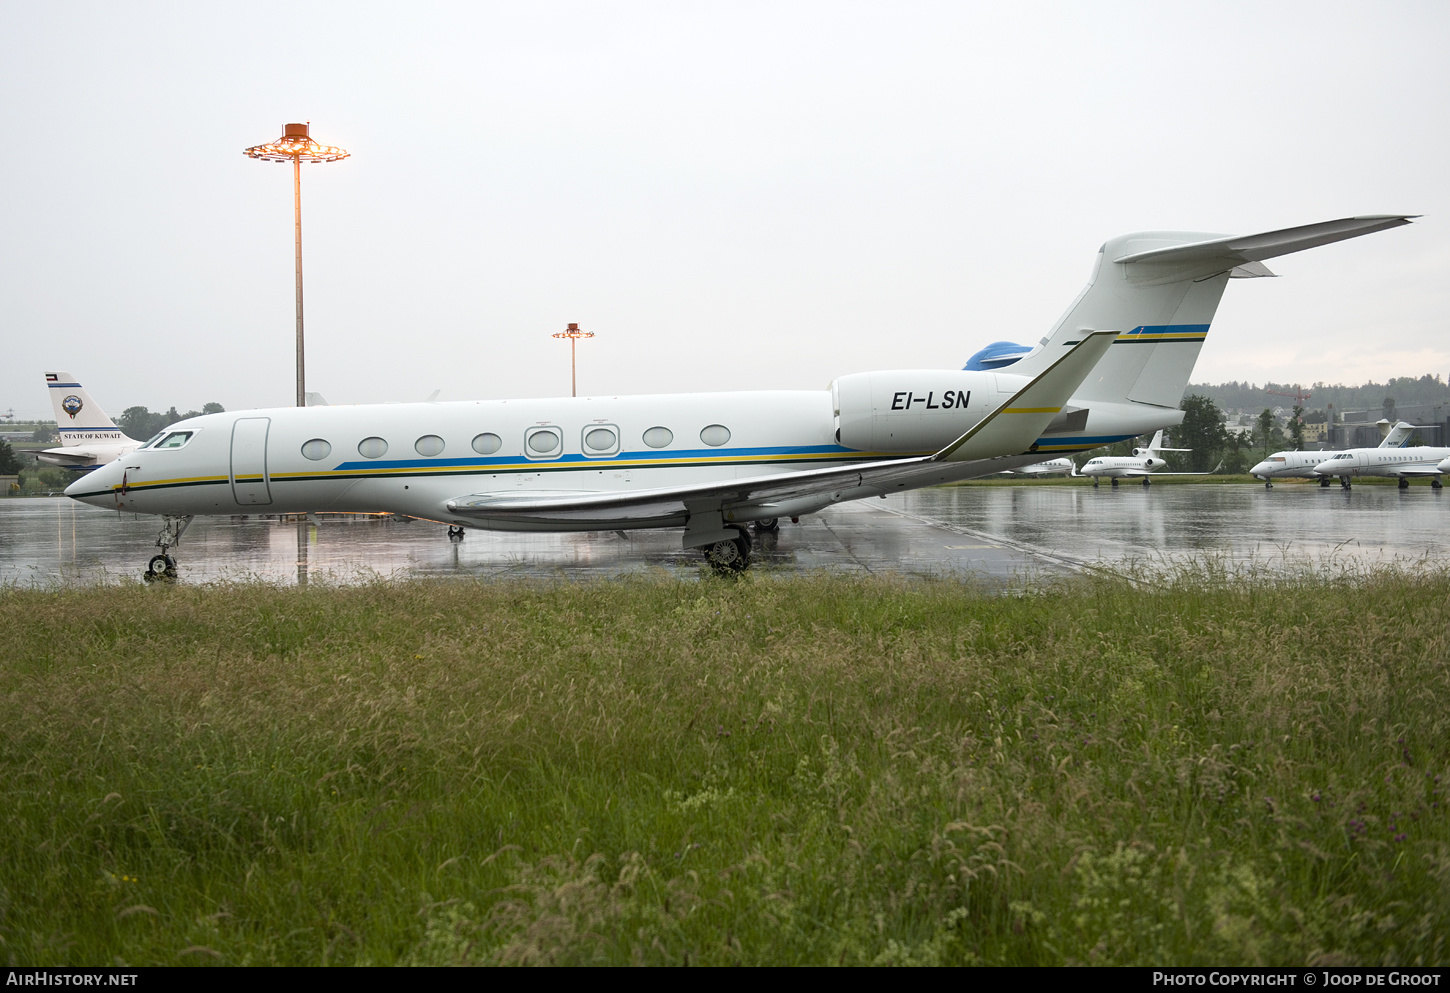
[140,431,167,449]
[152,431,194,450]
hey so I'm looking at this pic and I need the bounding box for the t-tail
[970,216,1416,413]
[45,372,131,447]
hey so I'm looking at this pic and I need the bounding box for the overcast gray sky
[2,1,1446,418]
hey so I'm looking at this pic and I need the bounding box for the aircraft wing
[448,331,1118,526]
[1392,468,1446,478]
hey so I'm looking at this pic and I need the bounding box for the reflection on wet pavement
[2,482,1445,587]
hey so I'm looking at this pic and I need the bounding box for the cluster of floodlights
[245,124,595,401]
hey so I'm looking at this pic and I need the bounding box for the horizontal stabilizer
[936,331,1117,463]
[1113,215,1416,268]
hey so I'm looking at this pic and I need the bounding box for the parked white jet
[1078,430,1201,487]
[1249,420,1417,488]
[64,215,1413,577]
[1003,457,1077,477]
[1313,446,1448,489]
[34,372,141,470]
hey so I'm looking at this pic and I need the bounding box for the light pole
[243,123,349,407]
[551,322,595,397]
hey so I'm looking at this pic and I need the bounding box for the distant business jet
[1314,445,1448,489]
[1250,420,1417,488]
[1078,430,1208,487]
[1002,457,1077,478]
[34,372,140,470]
[64,215,1414,578]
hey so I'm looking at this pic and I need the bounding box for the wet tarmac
[1,481,1445,587]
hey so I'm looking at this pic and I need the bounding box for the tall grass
[1,569,1447,965]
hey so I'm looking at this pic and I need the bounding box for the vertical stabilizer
[1004,216,1415,410]
[45,372,129,446]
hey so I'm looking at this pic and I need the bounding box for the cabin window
[583,426,618,455]
[154,431,193,450]
[358,436,389,459]
[642,426,673,449]
[699,424,731,447]
[525,427,562,457]
[472,432,502,455]
[301,439,332,461]
[415,435,445,457]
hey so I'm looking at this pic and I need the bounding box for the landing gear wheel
[447,525,466,540]
[1341,477,1352,490]
[1433,478,1443,490]
[753,518,780,534]
[1398,477,1410,490]
[704,529,751,573]
[145,554,176,582]
[1110,478,1119,488]
[1265,480,1273,489]
[1142,477,1151,487]
[1319,477,1332,488]
[1092,479,1099,488]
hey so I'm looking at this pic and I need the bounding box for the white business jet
[64,215,1413,578]
[34,372,141,470]
[1078,430,1201,487]
[1313,445,1449,489]
[1003,457,1077,477]
[1250,420,1416,488]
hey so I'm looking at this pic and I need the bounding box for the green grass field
[2,570,1447,966]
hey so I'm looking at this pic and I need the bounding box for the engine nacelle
[831,370,998,453]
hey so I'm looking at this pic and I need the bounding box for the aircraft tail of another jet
[1378,420,1417,448]
[993,216,1415,411]
[45,372,131,446]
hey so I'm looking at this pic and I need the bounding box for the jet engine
[831,370,995,453]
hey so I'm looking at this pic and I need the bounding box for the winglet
[935,330,1117,463]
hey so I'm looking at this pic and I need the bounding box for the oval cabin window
[584,427,617,452]
[699,424,731,447]
[472,432,502,455]
[642,426,673,449]
[301,439,332,461]
[358,437,389,459]
[526,429,560,455]
[415,434,445,457]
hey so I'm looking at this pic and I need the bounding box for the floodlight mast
[551,322,595,397]
[243,123,349,407]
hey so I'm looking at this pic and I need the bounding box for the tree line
[116,403,225,442]
[1186,374,1450,413]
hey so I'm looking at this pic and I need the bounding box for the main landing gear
[1141,476,1152,487]
[1399,477,1410,490]
[1319,476,1332,488]
[447,525,466,541]
[753,518,780,534]
[1110,477,1120,488]
[704,525,752,573]
[1433,478,1444,490]
[144,515,193,582]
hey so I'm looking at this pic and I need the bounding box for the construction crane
[1266,387,1312,405]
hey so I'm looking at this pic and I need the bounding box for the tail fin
[1002,216,1415,410]
[45,372,127,446]
[1378,420,1417,448]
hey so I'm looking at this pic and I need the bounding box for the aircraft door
[230,417,273,506]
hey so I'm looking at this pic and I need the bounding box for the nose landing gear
[144,515,193,582]
[447,525,466,541]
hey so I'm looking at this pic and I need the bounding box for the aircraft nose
[66,461,119,507]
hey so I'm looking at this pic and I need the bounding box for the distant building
[1330,403,1448,448]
